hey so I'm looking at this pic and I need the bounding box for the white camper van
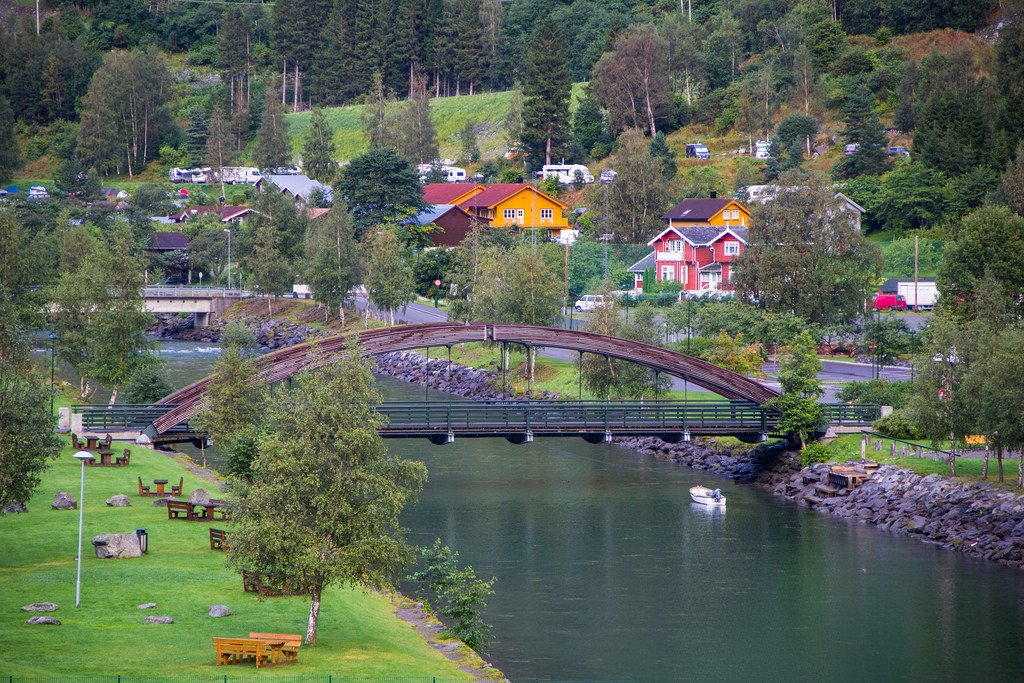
[417,164,468,182]
[216,167,262,184]
[541,164,594,185]
[169,168,191,183]
[754,141,772,159]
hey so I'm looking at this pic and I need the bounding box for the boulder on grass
[138,602,157,609]
[92,533,142,559]
[27,616,61,625]
[188,488,211,505]
[3,501,28,513]
[51,492,76,510]
[105,494,131,507]
[208,604,232,618]
[143,615,173,624]
[21,603,59,612]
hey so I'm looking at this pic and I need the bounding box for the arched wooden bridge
[150,323,780,435]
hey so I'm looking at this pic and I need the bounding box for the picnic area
[0,441,476,680]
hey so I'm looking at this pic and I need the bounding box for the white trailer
[169,168,191,183]
[216,167,262,184]
[897,281,938,309]
[541,164,594,184]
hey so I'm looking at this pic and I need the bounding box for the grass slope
[0,442,473,680]
[285,84,585,165]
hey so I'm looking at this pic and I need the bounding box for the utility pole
[36,0,40,35]
[914,233,919,312]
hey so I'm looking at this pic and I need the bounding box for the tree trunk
[983,444,989,479]
[293,63,300,111]
[949,430,956,477]
[305,589,321,645]
[267,295,273,317]
[1019,450,1024,489]
[998,445,1004,482]
[339,305,345,326]
[108,386,118,405]
[282,59,287,105]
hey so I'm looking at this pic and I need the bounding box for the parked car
[887,146,911,157]
[685,143,710,159]
[872,293,907,311]
[573,295,609,312]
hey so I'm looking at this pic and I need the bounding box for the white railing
[143,286,253,299]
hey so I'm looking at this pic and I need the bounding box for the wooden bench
[209,528,230,550]
[212,637,272,668]
[71,433,85,450]
[167,500,193,520]
[170,477,183,496]
[137,477,151,496]
[249,632,301,664]
[115,449,131,466]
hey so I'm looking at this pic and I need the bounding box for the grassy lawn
[826,433,1022,490]
[0,442,475,680]
[285,84,585,164]
[416,343,725,401]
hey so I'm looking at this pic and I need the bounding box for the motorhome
[540,164,594,185]
[416,164,468,182]
[169,168,191,183]
[215,167,262,184]
[754,141,772,159]
[686,143,710,159]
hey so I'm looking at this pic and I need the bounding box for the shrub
[836,379,913,409]
[801,441,834,467]
[873,409,924,440]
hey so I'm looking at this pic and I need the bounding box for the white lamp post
[73,451,93,607]
[223,228,232,291]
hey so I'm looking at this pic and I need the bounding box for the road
[355,295,912,400]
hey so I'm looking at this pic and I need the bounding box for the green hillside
[285,84,585,165]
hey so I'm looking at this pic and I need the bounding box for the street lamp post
[223,228,233,290]
[600,170,615,281]
[933,348,959,477]
[49,332,58,417]
[73,451,93,607]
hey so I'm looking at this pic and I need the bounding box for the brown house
[403,204,480,247]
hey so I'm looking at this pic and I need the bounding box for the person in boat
[712,489,721,501]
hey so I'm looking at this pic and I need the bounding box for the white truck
[215,166,262,184]
[541,164,594,185]
[897,280,938,310]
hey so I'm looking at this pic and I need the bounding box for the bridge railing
[143,286,252,298]
[823,403,881,425]
[72,404,177,431]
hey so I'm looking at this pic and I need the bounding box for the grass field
[0,441,475,680]
[827,433,1023,490]
[285,84,586,165]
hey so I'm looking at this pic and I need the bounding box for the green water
[48,341,1024,681]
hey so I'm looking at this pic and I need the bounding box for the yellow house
[458,183,570,239]
[660,197,751,229]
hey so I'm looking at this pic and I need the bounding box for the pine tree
[998,13,1024,152]
[832,82,890,179]
[572,96,611,160]
[0,94,21,184]
[312,0,358,104]
[649,131,677,179]
[303,107,339,184]
[521,17,572,167]
[255,83,292,169]
[185,109,209,167]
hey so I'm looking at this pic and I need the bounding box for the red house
[628,224,748,294]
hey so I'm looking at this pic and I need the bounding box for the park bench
[212,637,272,668]
[137,477,151,496]
[167,500,193,520]
[249,632,302,664]
[209,528,230,551]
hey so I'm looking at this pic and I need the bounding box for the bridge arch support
[152,323,778,434]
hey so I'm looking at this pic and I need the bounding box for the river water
[44,341,1024,680]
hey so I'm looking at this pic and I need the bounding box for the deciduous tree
[766,331,824,448]
[336,147,424,234]
[362,228,414,325]
[303,202,359,323]
[254,83,292,170]
[302,107,339,184]
[227,345,427,644]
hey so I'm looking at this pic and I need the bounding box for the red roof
[661,198,735,222]
[459,183,566,209]
[422,183,483,204]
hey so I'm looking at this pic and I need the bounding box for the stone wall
[148,314,317,351]
[373,351,560,401]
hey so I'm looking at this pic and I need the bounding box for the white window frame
[540,208,553,219]
[731,209,740,220]
[666,238,683,253]
[517,209,525,218]
[503,208,516,219]
[724,241,740,256]
[660,265,675,281]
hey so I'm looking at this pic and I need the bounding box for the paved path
[355,296,911,400]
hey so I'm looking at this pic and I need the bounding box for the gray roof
[409,204,458,225]
[670,225,748,245]
[264,174,333,202]
[627,251,657,273]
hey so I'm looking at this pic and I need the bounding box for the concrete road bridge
[142,286,252,327]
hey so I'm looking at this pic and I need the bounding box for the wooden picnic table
[97,451,113,465]
[85,435,101,449]
[153,479,169,495]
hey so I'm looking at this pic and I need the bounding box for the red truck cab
[873,293,907,311]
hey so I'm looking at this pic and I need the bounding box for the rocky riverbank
[379,350,1024,572]
[147,313,318,351]
[619,435,1024,570]
[373,351,561,401]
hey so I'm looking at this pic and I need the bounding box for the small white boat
[690,485,726,507]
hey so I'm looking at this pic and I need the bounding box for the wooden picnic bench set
[213,632,302,668]
[138,476,183,497]
[72,434,131,466]
[166,498,229,522]
[802,461,880,507]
